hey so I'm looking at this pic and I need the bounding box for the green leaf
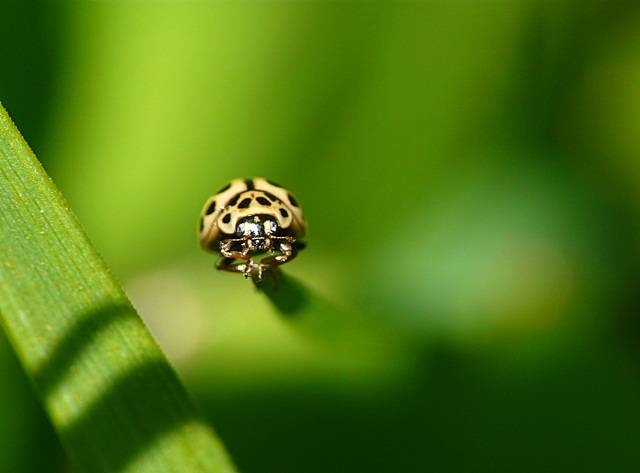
[0,103,237,473]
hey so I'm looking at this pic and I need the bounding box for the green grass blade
[0,103,237,473]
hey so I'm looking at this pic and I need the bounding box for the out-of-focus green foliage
[3,1,640,472]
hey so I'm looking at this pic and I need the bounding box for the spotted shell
[199,177,306,251]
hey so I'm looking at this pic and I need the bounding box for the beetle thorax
[236,215,278,250]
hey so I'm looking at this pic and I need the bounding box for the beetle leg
[249,260,283,288]
[218,236,305,286]
[218,238,257,278]
[219,238,250,259]
[216,256,255,277]
[260,240,299,270]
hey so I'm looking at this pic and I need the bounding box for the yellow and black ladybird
[199,177,306,285]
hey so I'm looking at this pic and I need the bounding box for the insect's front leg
[217,256,249,273]
[253,240,301,289]
[218,238,256,278]
[260,239,300,270]
[219,238,250,259]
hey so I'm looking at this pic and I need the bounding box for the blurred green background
[3,1,640,472]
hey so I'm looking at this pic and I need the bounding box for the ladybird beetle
[199,177,306,285]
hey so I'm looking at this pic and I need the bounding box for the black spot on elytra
[267,179,282,188]
[263,191,277,201]
[288,193,299,207]
[222,213,231,224]
[256,197,271,206]
[227,194,240,207]
[216,183,231,194]
[199,218,204,232]
[205,200,216,215]
[238,198,252,209]
[245,179,255,191]
[279,208,289,218]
